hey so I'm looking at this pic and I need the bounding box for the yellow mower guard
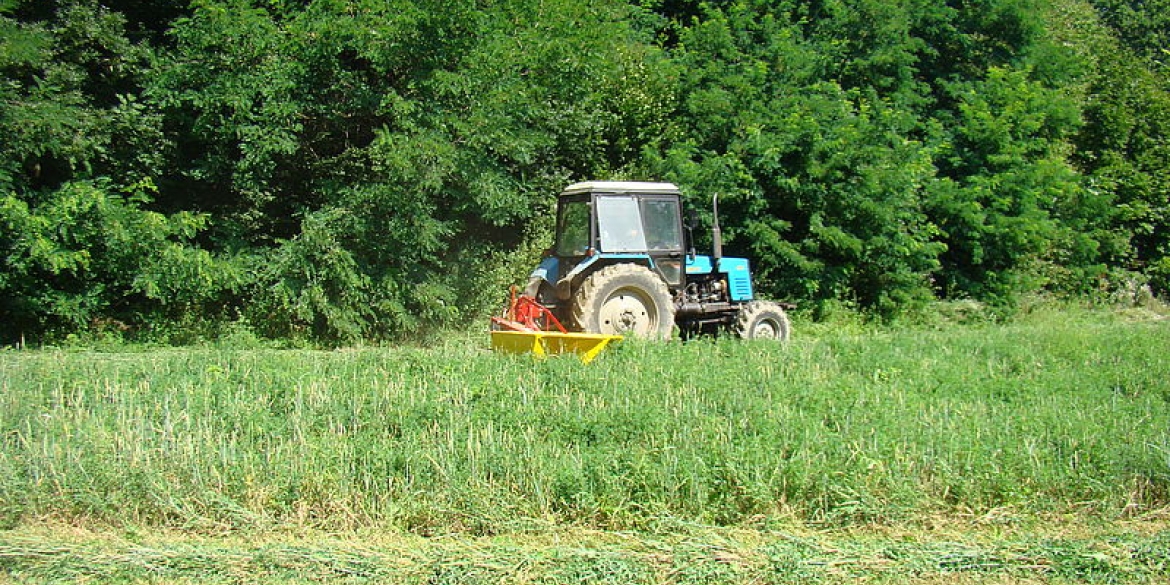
[490,330,622,364]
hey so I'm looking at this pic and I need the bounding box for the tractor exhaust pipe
[711,193,723,262]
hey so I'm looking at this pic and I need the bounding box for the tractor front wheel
[734,301,790,341]
[571,264,675,340]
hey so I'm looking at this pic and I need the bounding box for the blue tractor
[513,181,791,341]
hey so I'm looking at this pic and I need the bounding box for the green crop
[1,307,1167,535]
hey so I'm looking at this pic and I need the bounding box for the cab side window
[642,198,682,252]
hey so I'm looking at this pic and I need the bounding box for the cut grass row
[1,520,1168,584]
[0,305,1168,535]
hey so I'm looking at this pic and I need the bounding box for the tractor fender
[554,255,657,301]
[554,255,600,300]
[528,257,559,288]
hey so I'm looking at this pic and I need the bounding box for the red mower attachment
[490,286,566,333]
[488,286,623,364]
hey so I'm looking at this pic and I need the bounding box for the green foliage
[0,1,237,343]
[645,0,1089,312]
[0,1,162,193]
[1088,0,1170,67]
[248,209,379,342]
[1,0,1169,341]
[928,65,1085,302]
[0,180,235,342]
[1064,2,1170,297]
[647,3,933,314]
[139,0,676,342]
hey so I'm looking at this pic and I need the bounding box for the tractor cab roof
[561,181,681,196]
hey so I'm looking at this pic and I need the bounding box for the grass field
[1,304,1168,583]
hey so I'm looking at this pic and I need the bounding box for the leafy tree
[646,1,981,311]
[0,1,233,343]
[0,180,222,341]
[927,65,1085,302]
[1087,0,1170,69]
[146,0,674,341]
[657,0,1103,310]
[1069,1,1170,296]
[0,1,163,193]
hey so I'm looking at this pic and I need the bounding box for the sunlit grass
[0,306,1167,536]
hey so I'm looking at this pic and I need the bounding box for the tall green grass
[1,307,1167,533]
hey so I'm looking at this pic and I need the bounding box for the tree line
[1,0,1167,344]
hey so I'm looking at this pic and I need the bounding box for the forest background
[2,0,1168,345]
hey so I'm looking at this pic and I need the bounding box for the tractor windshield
[555,199,591,256]
[597,196,647,252]
[595,195,684,253]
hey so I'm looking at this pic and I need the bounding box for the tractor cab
[551,182,687,291]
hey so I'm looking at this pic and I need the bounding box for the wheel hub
[753,320,779,339]
[598,289,654,336]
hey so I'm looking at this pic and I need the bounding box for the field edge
[2,516,1168,584]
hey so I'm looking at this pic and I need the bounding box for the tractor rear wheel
[734,301,790,341]
[571,264,675,340]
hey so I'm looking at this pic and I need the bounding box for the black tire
[734,301,790,341]
[570,264,675,340]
